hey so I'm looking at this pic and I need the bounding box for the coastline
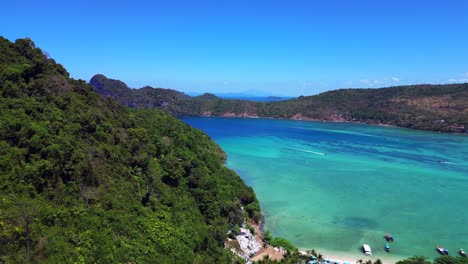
[248,222,406,264]
[185,116,468,263]
[250,218,405,264]
[250,214,408,264]
[301,247,406,264]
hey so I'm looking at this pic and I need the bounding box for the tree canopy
[0,36,260,263]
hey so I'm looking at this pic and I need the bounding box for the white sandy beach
[300,248,406,264]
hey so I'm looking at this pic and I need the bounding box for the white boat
[362,244,372,256]
[436,246,449,255]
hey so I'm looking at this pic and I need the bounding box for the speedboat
[436,246,449,255]
[385,244,390,252]
[460,249,467,257]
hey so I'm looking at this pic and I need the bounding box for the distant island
[90,74,468,134]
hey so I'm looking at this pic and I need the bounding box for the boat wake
[439,160,458,165]
[284,147,327,156]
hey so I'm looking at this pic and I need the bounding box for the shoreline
[250,216,407,264]
[184,114,467,135]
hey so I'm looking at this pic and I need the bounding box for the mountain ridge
[90,74,468,133]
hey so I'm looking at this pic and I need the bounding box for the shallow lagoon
[182,117,468,260]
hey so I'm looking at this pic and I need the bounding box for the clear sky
[1,0,468,96]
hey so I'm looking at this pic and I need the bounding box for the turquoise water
[182,117,468,259]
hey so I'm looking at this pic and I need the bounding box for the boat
[460,249,467,257]
[385,244,390,252]
[362,244,372,256]
[436,246,449,255]
[384,233,394,242]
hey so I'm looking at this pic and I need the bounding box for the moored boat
[436,246,449,255]
[384,233,394,242]
[385,244,390,252]
[362,244,372,256]
[460,249,467,257]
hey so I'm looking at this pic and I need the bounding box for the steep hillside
[89,74,261,116]
[0,37,260,263]
[91,74,468,133]
[90,74,191,110]
[259,84,468,132]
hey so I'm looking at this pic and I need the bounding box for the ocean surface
[181,117,468,260]
[217,96,293,102]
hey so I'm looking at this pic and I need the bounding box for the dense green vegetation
[263,85,468,133]
[91,75,468,133]
[263,230,296,252]
[0,37,260,263]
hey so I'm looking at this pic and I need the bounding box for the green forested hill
[0,37,259,263]
[91,75,468,133]
[259,84,468,132]
[90,74,191,110]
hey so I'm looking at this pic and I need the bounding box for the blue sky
[1,0,468,96]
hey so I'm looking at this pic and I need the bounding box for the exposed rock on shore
[228,226,262,262]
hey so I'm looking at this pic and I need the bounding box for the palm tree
[317,253,324,263]
[307,249,318,258]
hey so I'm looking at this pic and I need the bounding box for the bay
[181,117,468,260]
